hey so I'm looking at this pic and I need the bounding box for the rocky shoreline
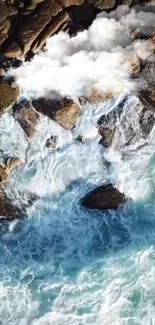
[0,0,155,220]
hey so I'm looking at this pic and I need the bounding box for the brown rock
[0,19,11,35]
[33,97,81,130]
[0,1,8,25]
[7,5,18,16]
[87,0,115,9]
[85,88,118,104]
[19,0,62,55]
[81,183,128,211]
[0,166,8,183]
[4,41,22,58]
[31,11,69,53]
[0,82,20,115]
[5,157,22,174]
[13,101,40,138]
[57,0,84,7]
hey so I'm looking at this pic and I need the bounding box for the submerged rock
[45,135,58,149]
[81,183,128,211]
[0,81,20,115]
[0,186,25,221]
[13,100,40,138]
[33,97,81,129]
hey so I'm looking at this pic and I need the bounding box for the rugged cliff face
[0,0,151,60]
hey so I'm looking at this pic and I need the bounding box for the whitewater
[0,5,155,325]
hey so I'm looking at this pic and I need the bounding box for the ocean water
[0,94,155,325]
[1,6,155,325]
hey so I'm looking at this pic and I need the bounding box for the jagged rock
[87,0,115,9]
[33,97,81,130]
[8,5,18,16]
[57,0,84,8]
[0,166,8,183]
[0,156,22,183]
[4,41,22,58]
[0,1,8,25]
[0,19,11,35]
[0,186,24,221]
[5,157,22,174]
[81,183,128,211]
[0,81,20,115]
[13,100,40,138]
[45,135,58,149]
[18,0,62,55]
[31,11,69,53]
[98,126,114,147]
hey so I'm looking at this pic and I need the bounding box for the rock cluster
[0,0,149,59]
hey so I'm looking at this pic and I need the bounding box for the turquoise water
[0,95,155,325]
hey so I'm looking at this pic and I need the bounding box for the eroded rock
[13,100,40,138]
[33,97,81,129]
[81,183,128,211]
[0,81,20,115]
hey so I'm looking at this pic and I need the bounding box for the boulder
[81,183,128,211]
[33,97,81,129]
[13,100,40,138]
[98,126,114,147]
[0,81,20,115]
[0,186,23,221]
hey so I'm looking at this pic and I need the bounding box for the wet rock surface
[0,0,151,59]
[81,183,128,211]
[0,186,24,221]
[0,81,20,115]
[13,100,40,138]
[33,97,81,129]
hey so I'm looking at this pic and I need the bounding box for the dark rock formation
[0,81,20,115]
[33,97,81,129]
[81,183,128,210]
[13,100,40,138]
[0,186,24,221]
[0,0,151,59]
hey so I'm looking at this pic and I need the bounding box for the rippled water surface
[0,93,155,325]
